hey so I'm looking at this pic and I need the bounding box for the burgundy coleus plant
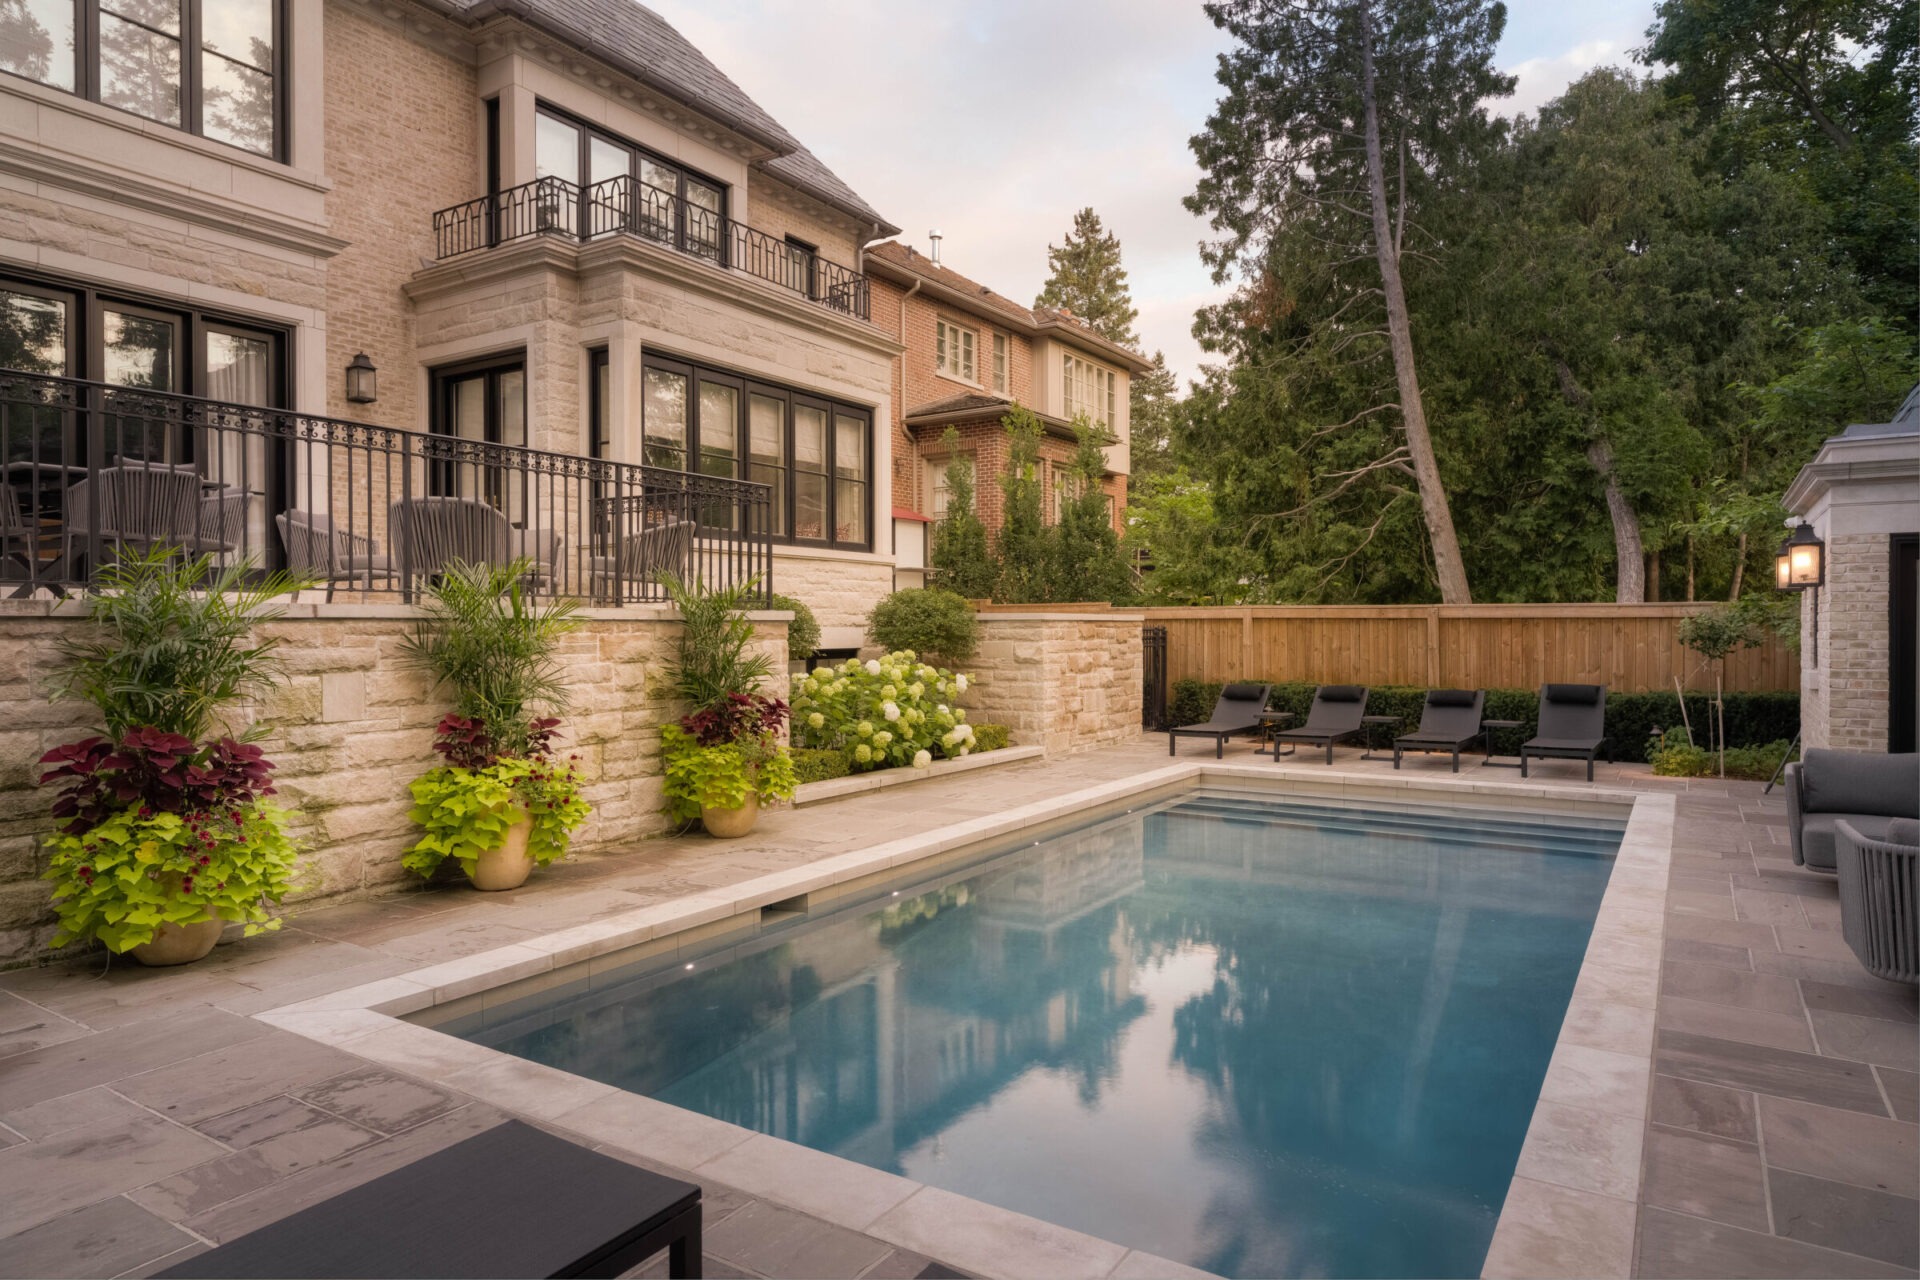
[429,713,563,770]
[679,693,789,748]
[38,728,277,837]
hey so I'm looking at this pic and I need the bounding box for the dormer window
[0,2,284,159]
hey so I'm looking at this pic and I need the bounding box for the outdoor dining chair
[389,496,558,590]
[590,518,694,603]
[276,510,396,600]
[61,463,203,572]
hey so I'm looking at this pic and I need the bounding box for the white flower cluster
[791,649,976,773]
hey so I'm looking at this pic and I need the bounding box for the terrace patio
[0,736,1911,1280]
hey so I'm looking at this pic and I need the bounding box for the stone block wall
[1803,533,1892,750]
[0,603,785,964]
[965,614,1144,757]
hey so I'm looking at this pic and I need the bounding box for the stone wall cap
[975,611,1149,623]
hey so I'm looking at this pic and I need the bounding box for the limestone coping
[975,612,1149,623]
[259,764,1671,1280]
[792,744,1044,806]
[0,598,793,625]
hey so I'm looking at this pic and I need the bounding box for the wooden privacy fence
[1141,604,1800,693]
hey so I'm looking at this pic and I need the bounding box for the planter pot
[702,794,759,838]
[466,818,535,891]
[128,916,224,967]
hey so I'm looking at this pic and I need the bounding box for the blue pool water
[466,789,1621,1278]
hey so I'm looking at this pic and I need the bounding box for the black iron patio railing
[0,369,773,606]
[432,176,872,321]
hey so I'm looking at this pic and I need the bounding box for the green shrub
[1649,730,1797,780]
[1166,678,1800,754]
[766,593,821,662]
[792,747,852,785]
[972,723,1010,752]
[793,652,975,770]
[866,589,979,664]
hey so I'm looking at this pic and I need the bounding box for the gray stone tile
[1655,1029,1888,1116]
[0,1113,228,1236]
[1658,995,1816,1052]
[1641,1123,1769,1231]
[0,1087,152,1142]
[1877,1066,1918,1123]
[856,1248,942,1279]
[126,1148,280,1221]
[706,1200,891,1280]
[291,1065,464,1136]
[1636,1206,1911,1278]
[1665,914,1782,952]
[113,1032,366,1125]
[0,1007,273,1112]
[1800,979,1918,1025]
[1650,1074,1757,1142]
[1774,925,1863,964]
[1666,937,1753,971]
[1734,888,1809,928]
[1809,1009,1920,1072]
[1752,950,1916,991]
[1768,1168,1919,1269]
[1759,1094,1919,1198]
[1661,962,1806,1017]
[0,991,90,1059]
[194,1096,379,1174]
[0,1196,194,1280]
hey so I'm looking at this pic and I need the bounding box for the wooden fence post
[1240,607,1254,678]
[1426,609,1440,687]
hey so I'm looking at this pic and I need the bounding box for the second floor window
[992,332,1009,394]
[0,1,283,158]
[532,105,727,262]
[936,318,976,384]
[1064,353,1116,429]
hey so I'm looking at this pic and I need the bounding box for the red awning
[891,507,933,523]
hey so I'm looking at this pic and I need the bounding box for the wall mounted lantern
[345,352,378,405]
[1775,520,1826,662]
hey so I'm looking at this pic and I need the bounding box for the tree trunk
[1586,439,1645,603]
[1730,531,1747,599]
[1686,536,1696,601]
[1357,6,1471,604]
[1648,552,1661,601]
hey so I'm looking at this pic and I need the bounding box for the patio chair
[196,484,251,557]
[1168,682,1271,758]
[1520,683,1608,781]
[389,495,509,584]
[1393,689,1487,773]
[1,484,35,579]
[61,464,204,572]
[276,510,395,600]
[1271,685,1370,764]
[591,518,694,603]
[1835,817,1918,986]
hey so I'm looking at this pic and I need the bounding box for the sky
[652,1,1658,386]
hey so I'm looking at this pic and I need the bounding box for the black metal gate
[1142,625,1169,730]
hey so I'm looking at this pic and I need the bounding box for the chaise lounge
[1393,689,1487,772]
[1169,682,1272,758]
[1271,685,1370,765]
[1520,684,1607,781]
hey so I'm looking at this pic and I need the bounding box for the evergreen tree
[992,407,1050,604]
[1048,421,1135,604]
[1127,351,1181,481]
[927,428,996,599]
[1034,209,1140,347]
[1187,0,1516,603]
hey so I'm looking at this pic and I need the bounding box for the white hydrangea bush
[792,650,976,772]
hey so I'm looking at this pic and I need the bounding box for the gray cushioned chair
[1169,682,1272,758]
[1272,685,1370,765]
[1835,816,1918,985]
[1785,749,1920,872]
[1521,683,1608,781]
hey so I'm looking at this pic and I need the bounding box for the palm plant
[53,548,310,741]
[400,559,581,758]
[662,572,775,712]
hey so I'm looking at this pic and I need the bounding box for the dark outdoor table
[155,1120,703,1279]
[1481,718,1525,768]
[1256,710,1297,758]
[1358,714,1403,760]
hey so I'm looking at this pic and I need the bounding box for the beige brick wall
[965,615,1143,756]
[1804,533,1892,751]
[0,605,786,965]
[743,176,863,271]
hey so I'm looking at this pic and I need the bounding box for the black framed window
[782,236,816,299]
[639,353,870,551]
[0,1,286,159]
[431,355,526,519]
[530,104,728,261]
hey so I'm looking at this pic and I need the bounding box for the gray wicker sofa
[1784,749,1920,871]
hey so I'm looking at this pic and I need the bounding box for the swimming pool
[463,789,1622,1278]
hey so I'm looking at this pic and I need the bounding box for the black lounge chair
[1272,685,1370,764]
[1169,682,1272,758]
[1521,683,1608,781]
[1394,689,1487,772]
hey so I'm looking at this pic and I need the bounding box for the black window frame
[429,353,527,514]
[529,102,730,263]
[0,1,290,161]
[782,235,818,300]
[639,351,871,553]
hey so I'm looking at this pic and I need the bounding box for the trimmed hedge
[973,723,1011,753]
[792,747,852,785]
[1168,679,1798,755]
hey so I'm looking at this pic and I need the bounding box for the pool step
[1164,794,1623,857]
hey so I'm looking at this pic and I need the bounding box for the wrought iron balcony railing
[0,369,773,606]
[432,176,871,321]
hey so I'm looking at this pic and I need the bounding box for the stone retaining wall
[0,602,786,964]
[965,613,1144,757]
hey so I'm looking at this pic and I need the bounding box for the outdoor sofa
[1393,689,1487,772]
[1169,682,1272,757]
[1271,685,1370,764]
[1784,749,1920,872]
[1520,684,1607,781]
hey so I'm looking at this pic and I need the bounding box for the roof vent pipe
[928,229,942,265]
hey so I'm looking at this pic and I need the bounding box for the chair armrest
[1784,762,1806,867]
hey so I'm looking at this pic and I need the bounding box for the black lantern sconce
[1774,520,1826,662]
[345,353,378,405]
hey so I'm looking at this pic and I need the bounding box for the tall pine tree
[1034,209,1140,346]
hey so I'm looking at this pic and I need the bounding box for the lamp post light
[345,353,378,405]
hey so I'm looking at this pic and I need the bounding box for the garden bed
[792,745,1044,806]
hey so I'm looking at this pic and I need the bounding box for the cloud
[1502,38,1633,117]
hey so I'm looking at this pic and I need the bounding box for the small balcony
[432,176,872,322]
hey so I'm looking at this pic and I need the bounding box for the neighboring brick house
[865,241,1151,588]
[0,0,904,647]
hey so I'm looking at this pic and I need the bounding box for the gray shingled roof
[430,0,896,232]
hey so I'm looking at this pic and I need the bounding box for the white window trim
[1063,352,1117,428]
[935,316,980,388]
[991,331,1009,395]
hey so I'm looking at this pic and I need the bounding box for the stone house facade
[0,0,904,648]
[864,241,1151,589]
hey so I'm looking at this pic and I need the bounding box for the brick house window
[936,318,976,384]
[0,1,286,159]
[1063,353,1116,428]
[991,332,1009,394]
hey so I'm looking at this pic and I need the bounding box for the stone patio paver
[0,735,1911,1279]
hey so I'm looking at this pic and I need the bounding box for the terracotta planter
[128,916,224,967]
[466,817,535,891]
[702,793,759,838]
